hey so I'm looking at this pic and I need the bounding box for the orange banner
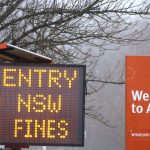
[126,56,150,150]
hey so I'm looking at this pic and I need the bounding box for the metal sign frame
[0,63,86,147]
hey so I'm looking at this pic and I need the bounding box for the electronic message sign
[126,56,150,150]
[0,64,85,146]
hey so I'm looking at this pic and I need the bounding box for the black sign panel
[0,64,85,146]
